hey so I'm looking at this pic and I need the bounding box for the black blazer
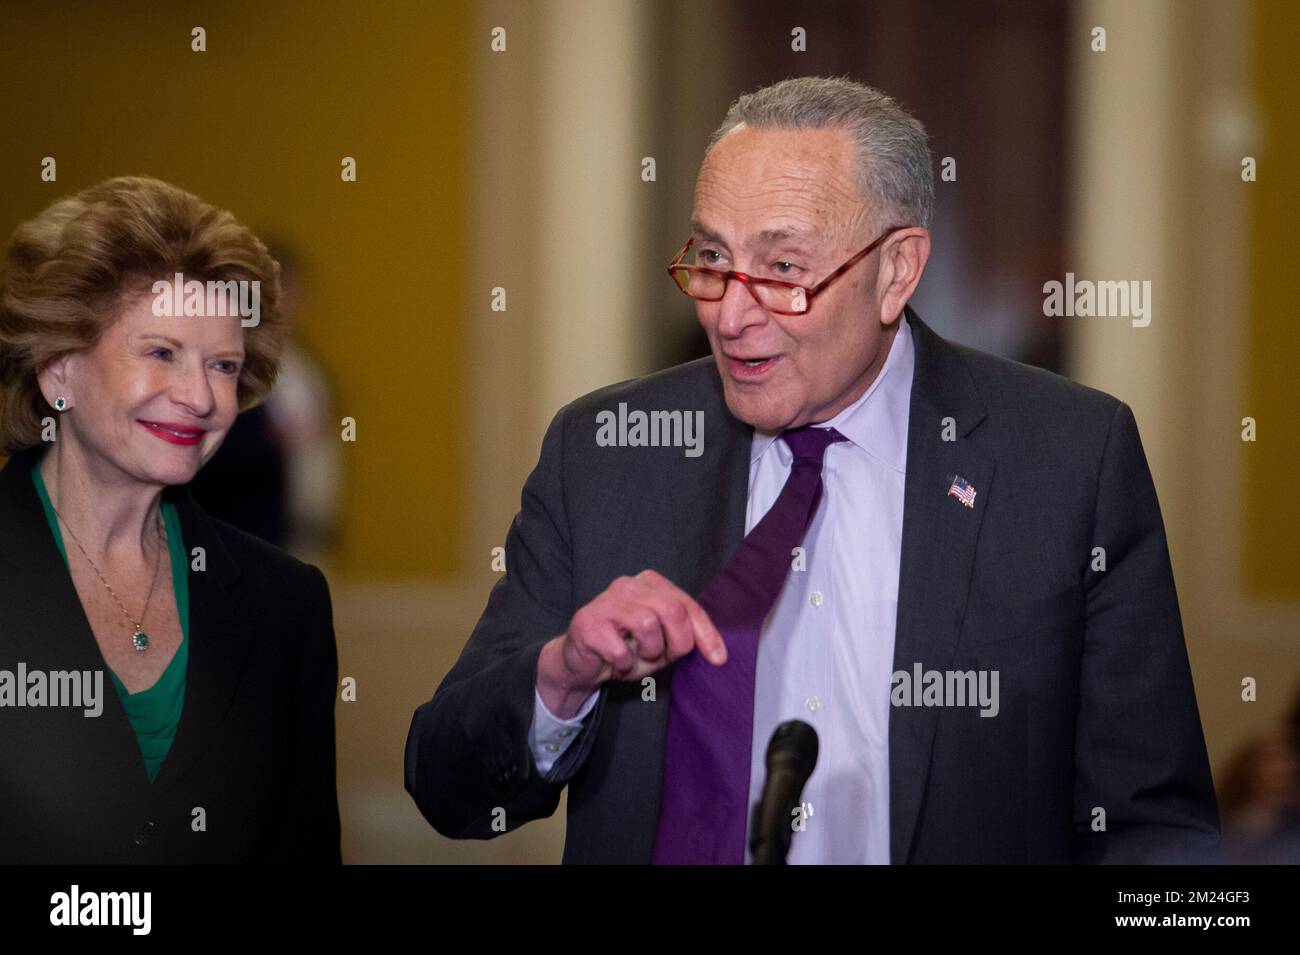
[404,306,1220,864]
[0,445,341,863]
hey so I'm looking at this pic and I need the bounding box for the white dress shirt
[529,315,915,864]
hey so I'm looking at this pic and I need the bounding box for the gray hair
[704,75,934,232]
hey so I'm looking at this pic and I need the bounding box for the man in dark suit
[404,76,1219,863]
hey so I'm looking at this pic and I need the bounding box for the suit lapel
[0,448,150,795]
[668,361,753,596]
[889,308,995,863]
[150,487,254,793]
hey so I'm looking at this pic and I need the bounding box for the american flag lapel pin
[947,474,976,508]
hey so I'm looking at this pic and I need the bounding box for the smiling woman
[0,176,341,863]
[0,177,285,453]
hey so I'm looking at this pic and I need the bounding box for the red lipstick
[138,420,205,447]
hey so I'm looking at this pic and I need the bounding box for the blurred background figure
[184,394,287,547]
[1218,686,1300,863]
[187,242,341,565]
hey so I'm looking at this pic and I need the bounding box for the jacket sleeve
[265,564,342,862]
[404,404,607,839]
[1070,401,1222,863]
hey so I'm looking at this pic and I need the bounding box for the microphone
[748,720,819,865]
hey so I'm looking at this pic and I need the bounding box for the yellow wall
[0,0,470,579]
[1246,0,1300,598]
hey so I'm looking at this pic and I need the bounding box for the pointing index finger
[685,596,726,665]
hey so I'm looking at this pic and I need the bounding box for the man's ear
[877,227,931,325]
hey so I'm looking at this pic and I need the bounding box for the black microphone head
[766,719,819,781]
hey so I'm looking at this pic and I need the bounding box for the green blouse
[31,463,190,783]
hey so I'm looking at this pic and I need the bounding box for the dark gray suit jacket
[405,306,1219,863]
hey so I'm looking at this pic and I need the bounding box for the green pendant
[132,629,150,652]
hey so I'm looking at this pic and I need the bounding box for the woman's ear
[35,353,76,408]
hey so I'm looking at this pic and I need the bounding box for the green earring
[53,396,68,411]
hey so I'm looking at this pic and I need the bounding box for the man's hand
[536,570,727,718]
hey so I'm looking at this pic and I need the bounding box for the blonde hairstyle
[0,175,286,455]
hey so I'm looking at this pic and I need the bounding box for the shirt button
[544,742,560,752]
[558,728,574,738]
[809,591,824,608]
[805,695,821,712]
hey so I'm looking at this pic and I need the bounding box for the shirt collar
[749,311,914,473]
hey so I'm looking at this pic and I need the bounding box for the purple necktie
[652,425,847,864]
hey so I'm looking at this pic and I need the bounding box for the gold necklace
[49,501,165,653]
